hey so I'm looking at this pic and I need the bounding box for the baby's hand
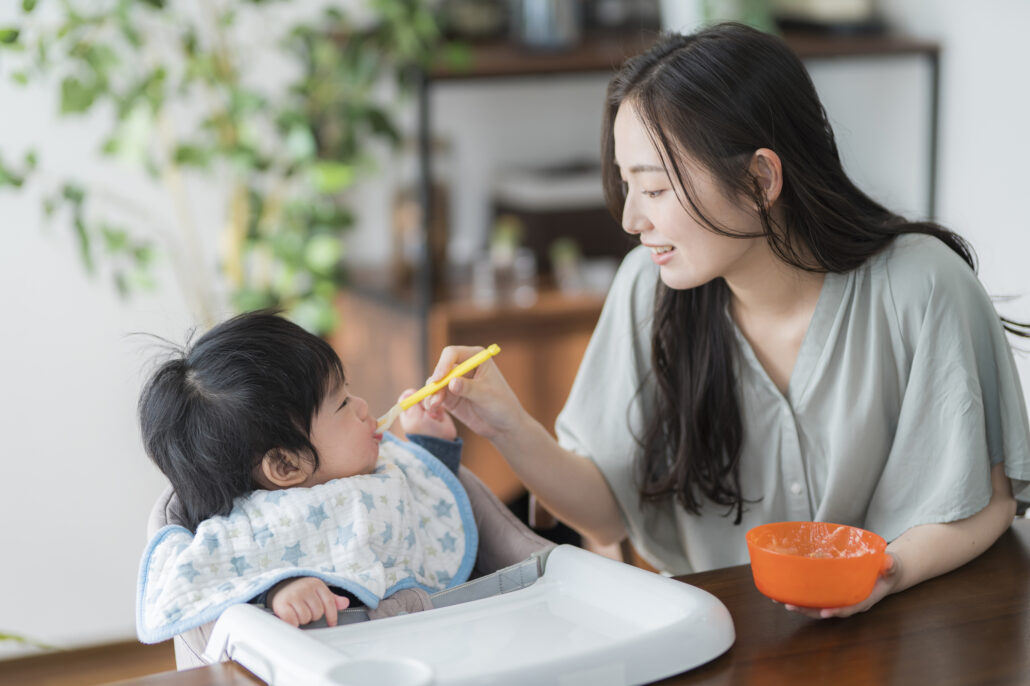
[398,388,457,440]
[267,577,350,627]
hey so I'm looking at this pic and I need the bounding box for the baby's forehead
[323,374,346,397]
[326,360,347,386]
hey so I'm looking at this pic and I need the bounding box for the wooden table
[113,519,1030,685]
[659,518,1030,685]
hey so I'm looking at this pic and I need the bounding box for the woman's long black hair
[601,23,1028,524]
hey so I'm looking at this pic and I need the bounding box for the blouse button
[790,482,803,496]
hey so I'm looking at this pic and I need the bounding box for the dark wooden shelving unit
[429,29,940,79]
[429,29,659,80]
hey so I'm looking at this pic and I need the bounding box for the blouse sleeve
[865,236,1030,542]
[553,247,693,573]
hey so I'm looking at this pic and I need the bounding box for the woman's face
[613,101,764,290]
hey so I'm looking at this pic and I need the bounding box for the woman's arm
[426,346,627,544]
[491,411,628,545]
[789,462,1017,618]
[887,462,1017,594]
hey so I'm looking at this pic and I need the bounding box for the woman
[426,23,1029,618]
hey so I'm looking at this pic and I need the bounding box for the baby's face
[305,384,382,485]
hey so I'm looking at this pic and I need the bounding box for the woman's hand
[398,388,457,440]
[267,577,350,627]
[782,552,902,619]
[424,345,528,441]
[424,346,626,544]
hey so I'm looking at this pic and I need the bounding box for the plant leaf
[0,631,57,651]
[100,224,129,253]
[289,294,338,335]
[0,166,24,188]
[61,183,85,205]
[73,216,95,273]
[311,161,354,194]
[304,234,342,275]
[285,125,316,161]
[59,75,98,114]
[173,144,211,168]
[366,107,400,145]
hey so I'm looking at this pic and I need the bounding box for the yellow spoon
[376,344,501,432]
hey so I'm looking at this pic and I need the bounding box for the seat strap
[333,545,557,625]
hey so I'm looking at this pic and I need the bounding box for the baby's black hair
[138,309,345,531]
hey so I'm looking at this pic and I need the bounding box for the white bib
[137,434,477,643]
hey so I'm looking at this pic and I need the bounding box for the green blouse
[555,234,1030,574]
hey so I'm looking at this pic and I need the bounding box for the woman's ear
[255,449,311,489]
[749,148,783,209]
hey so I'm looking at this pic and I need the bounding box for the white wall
[1,76,193,654]
[1,0,1028,657]
[881,0,1030,401]
[881,1,1030,299]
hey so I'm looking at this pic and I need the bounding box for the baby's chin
[362,456,380,475]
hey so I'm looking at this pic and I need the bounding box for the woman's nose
[621,196,650,235]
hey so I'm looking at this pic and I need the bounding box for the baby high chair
[147,465,554,670]
[149,469,735,685]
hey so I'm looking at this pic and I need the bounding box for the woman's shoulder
[874,232,989,328]
[877,232,980,303]
[879,232,972,276]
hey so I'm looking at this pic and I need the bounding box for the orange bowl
[745,521,887,608]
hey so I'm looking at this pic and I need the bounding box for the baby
[135,310,475,641]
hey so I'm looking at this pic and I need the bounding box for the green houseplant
[0,0,453,333]
[0,630,56,653]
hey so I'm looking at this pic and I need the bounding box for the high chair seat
[146,466,554,670]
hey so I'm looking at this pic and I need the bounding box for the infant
[136,310,475,640]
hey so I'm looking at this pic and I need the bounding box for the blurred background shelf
[430,29,657,79]
[429,28,939,80]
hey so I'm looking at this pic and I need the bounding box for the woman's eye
[642,190,665,198]
[620,180,629,195]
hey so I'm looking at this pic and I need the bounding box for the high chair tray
[204,544,735,685]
